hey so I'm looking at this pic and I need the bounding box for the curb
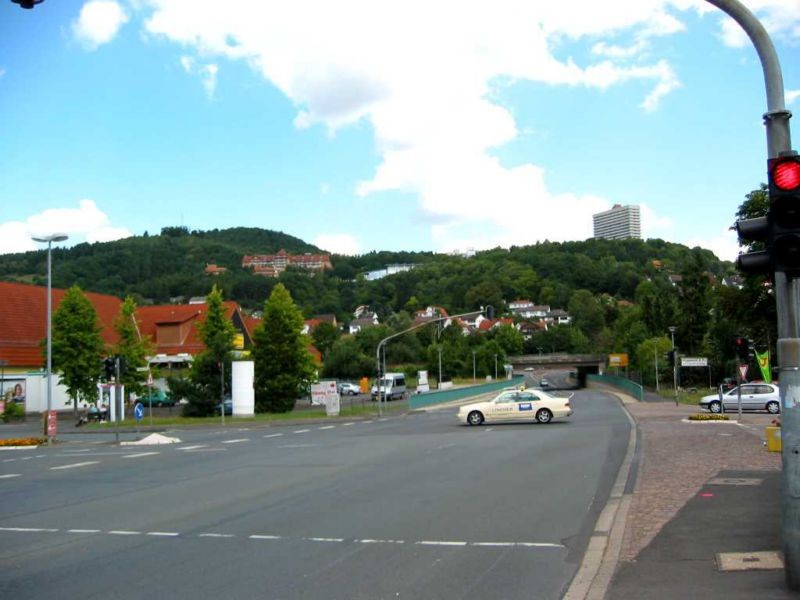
[564,389,638,600]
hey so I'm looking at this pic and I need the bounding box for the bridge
[508,353,607,387]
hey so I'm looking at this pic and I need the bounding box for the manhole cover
[707,477,763,486]
[716,551,783,572]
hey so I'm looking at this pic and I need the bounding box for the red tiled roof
[0,282,122,368]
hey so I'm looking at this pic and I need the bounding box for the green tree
[323,336,374,379]
[252,284,315,413]
[112,296,152,402]
[311,321,340,358]
[568,289,605,342]
[182,285,236,417]
[51,285,105,416]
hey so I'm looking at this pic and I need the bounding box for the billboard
[608,353,629,367]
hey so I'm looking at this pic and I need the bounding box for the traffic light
[747,339,756,361]
[734,336,747,361]
[103,357,115,382]
[768,155,800,274]
[736,154,800,276]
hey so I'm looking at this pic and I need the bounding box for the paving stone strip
[619,402,781,562]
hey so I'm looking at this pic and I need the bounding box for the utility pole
[705,0,797,588]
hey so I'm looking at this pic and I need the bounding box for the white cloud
[0,199,132,255]
[683,227,741,262]
[180,56,219,99]
[787,90,800,105]
[134,0,792,250]
[314,233,360,256]
[72,0,129,50]
[714,0,800,48]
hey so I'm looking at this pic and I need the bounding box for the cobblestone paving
[619,401,781,563]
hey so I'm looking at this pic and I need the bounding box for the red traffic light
[772,157,800,191]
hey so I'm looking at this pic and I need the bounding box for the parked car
[337,382,360,396]
[215,398,233,416]
[143,389,175,407]
[699,383,780,414]
[458,388,572,425]
[371,373,407,401]
[539,377,550,388]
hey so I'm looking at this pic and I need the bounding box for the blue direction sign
[134,402,144,421]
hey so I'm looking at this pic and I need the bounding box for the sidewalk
[606,395,790,598]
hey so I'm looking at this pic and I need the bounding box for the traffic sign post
[147,371,153,427]
[134,402,144,435]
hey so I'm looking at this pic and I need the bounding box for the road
[0,389,630,599]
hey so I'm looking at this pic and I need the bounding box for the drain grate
[716,551,783,572]
[707,477,763,486]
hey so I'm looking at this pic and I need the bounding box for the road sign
[739,364,750,380]
[681,357,708,367]
[134,402,144,421]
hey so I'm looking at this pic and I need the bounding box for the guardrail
[408,376,525,410]
[587,374,644,401]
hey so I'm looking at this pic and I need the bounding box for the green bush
[1,402,25,423]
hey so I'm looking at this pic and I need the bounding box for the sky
[0,0,798,262]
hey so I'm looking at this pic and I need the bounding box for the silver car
[699,383,780,414]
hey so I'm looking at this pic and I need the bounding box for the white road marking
[342,422,355,426]
[293,429,310,434]
[0,474,21,479]
[263,433,283,439]
[2,459,17,462]
[68,529,100,534]
[178,445,207,451]
[318,426,335,430]
[362,420,373,424]
[0,527,565,550]
[183,448,226,452]
[277,444,318,448]
[63,449,91,453]
[21,456,34,461]
[378,418,388,422]
[417,540,468,547]
[221,439,249,444]
[123,452,160,459]
[50,461,99,470]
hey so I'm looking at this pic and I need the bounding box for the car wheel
[767,401,780,414]
[467,411,484,426]
[536,408,553,424]
[709,401,722,414]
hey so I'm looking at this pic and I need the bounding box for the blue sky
[1,0,798,261]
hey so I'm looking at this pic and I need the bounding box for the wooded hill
[0,226,732,320]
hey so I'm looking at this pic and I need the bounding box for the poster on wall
[2,379,25,407]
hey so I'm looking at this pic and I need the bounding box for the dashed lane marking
[123,452,160,459]
[343,422,355,426]
[293,429,311,434]
[0,474,21,479]
[263,433,283,439]
[317,426,335,430]
[50,461,100,471]
[0,526,566,550]
[221,439,250,444]
[178,445,208,451]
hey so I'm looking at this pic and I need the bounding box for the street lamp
[668,326,678,406]
[494,353,498,380]
[472,350,476,383]
[32,233,68,441]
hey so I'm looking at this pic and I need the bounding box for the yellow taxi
[458,388,572,426]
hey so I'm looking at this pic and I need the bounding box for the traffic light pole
[705,0,798,588]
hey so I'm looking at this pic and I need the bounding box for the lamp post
[494,354,498,380]
[472,350,476,383]
[32,233,68,441]
[668,326,678,406]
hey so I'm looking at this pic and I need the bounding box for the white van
[371,373,407,401]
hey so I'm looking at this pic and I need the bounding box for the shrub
[1,402,25,423]
[0,437,45,447]
[688,413,729,421]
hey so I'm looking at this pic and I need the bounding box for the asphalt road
[0,389,630,600]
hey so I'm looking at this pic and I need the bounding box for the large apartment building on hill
[242,249,332,276]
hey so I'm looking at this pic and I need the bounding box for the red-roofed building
[0,282,122,369]
[137,301,254,366]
